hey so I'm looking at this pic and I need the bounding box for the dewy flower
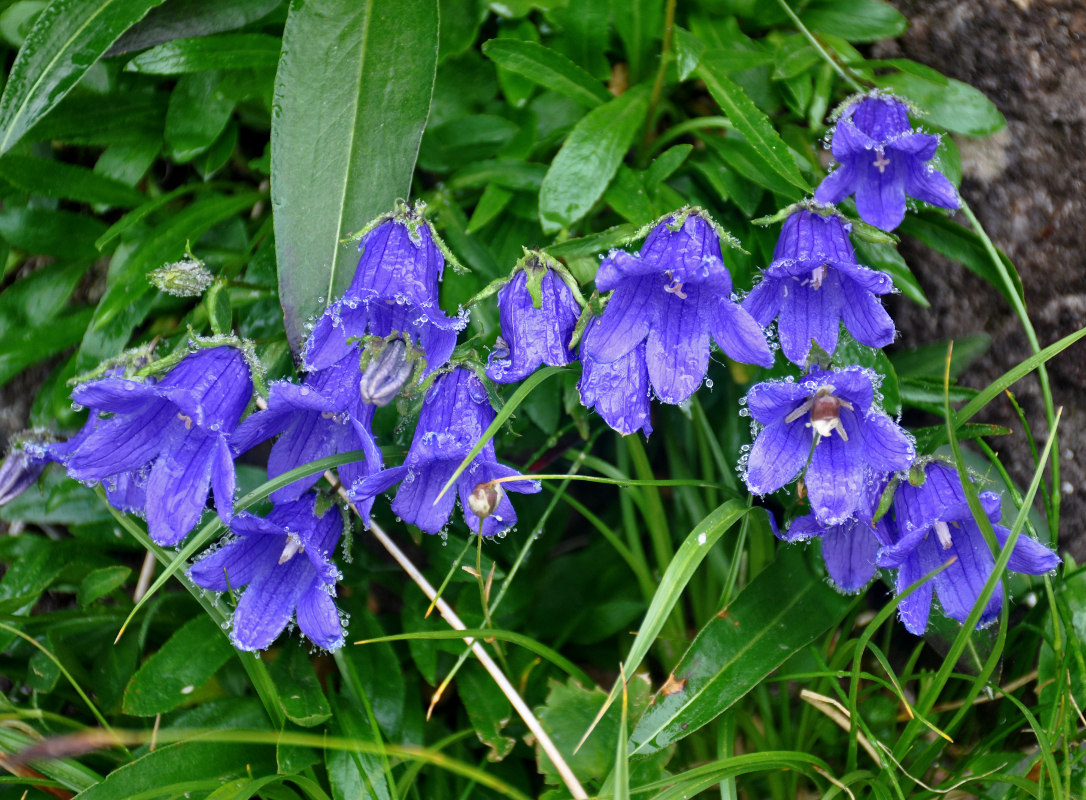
[65,346,252,546]
[349,368,539,536]
[578,324,652,437]
[743,208,895,366]
[486,259,580,384]
[584,210,773,406]
[778,474,887,593]
[189,494,345,651]
[304,207,466,376]
[814,93,959,231]
[743,366,915,525]
[231,353,382,516]
[875,461,1059,635]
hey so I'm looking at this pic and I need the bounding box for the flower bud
[149,255,213,297]
[0,449,45,505]
[467,481,502,520]
[359,338,412,406]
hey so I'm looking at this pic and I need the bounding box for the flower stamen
[933,520,953,550]
[873,147,891,174]
[278,534,305,564]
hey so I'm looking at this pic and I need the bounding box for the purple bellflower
[584,210,773,406]
[486,261,580,383]
[65,346,253,546]
[743,208,895,366]
[778,474,888,593]
[875,461,1059,635]
[304,209,466,376]
[231,354,383,517]
[189,494,345,651]
[814,94,959,231]
[578,324,652,437]
[350,368,540,536]
[743,366,915,526]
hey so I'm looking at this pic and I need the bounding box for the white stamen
[933,520,953,550]
[810,264,828,290]
[873,147,891,174]
[278,535,304,564]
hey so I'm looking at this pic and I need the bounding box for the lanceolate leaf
[272,0,438,355]
[0,0,166,156]
[629,547,850,754]
[481,39,611,108]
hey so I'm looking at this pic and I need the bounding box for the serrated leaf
[538,84,649,233]
[122,615,234,716]
[482,38,610,108]
[125,33,281,74]
[0,0,165,155]
[272,0,438,355]
[629,547,851,754]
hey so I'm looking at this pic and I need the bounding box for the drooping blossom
[584,210,773,406]
[231,354,382,516]
[487,258,580,384]
[875,461,1059,634]
[64,346,253,545]
[189,494,345,651]
[814,94,959,231]
[349,368,539,536]
[743,366,914,526]
[578,324,652,437]
[304,207,466,377]
[743,208,895,366]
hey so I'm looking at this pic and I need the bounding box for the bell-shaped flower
[814,94,959,231]
[875,461,1059,635]
[578,324,652,437]
[189,494,345,651]
[743,208,895,365]
[64,346,253,545]
[584,210,773,406]
[231,354,382,516]
[349,368,539,536]
[486,259,580,383]
[304,208,466,375]
[742,366,915,525]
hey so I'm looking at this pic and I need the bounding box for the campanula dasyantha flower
[814,94,959,231]
[231,354,382,516]
[189,494,345,651]
[304,208,465,375]
[743,366,914,525]
[486,261,580,384]
[65,346,252,545]
[578,324,652,437]
[349,368,539,536]
[584,210,773,406]
[875,461,1059,634]
[743,208,895,365]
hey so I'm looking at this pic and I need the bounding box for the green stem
[773,0,864,93]
[638,0,679,165]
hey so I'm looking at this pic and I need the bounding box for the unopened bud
[149,255,213,297]
[0,449,45,505]
[360,338,412,406]
[467,482,502,520]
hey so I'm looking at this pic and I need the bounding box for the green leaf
[459,663,515,761]
[0,308,94,385]
[609,0,662,83]
[76,565,131,607]
[272,0,438,355]
[799,0,907,43]
[696,55,809,196]
[269,644,333,727]
[876,72,1005,137]
[447,158,546,191]
[913,422,1011,455]
[0,0,166,155]
[0,153,145,207]
[325,693,395,800]
[125,33,281,74]
[107,0,283,55]
[830,334,901,416]
[0,207,107,257]
[482,38,610,108]
[629,547,851,754]
[701,135,803,198]
[538,84,650,233]
[852,238,929,308]
[165,71,235,162]
[122,614,234,716]
[891,334,991,380]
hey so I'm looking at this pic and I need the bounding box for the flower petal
[741,277,782,327]
[744,379,810,423]
[144,430,217,545]
[813,160,858,205]
[896,552,933,635]
[231,554,312,651]
[707,299,774,368]
[210,435,237,521]
[744,418,811,495]
[71,379,160,413]
[584,275,655,362]
[923,520,1001,627]
[296,584,344,650]
[776,276,842,365]
[859,412,915,473]
[903,155,960,210]
[579,334,653,437]
[996,526,1061,575]
[854,156,907,231]
[188,534,279,591]
[66,407,174,482]
[645,287,710,404]
[807,434,863,525]
[391,459,459,535]
[822,517,879,592]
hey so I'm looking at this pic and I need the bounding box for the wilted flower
[875,461,1059,634]
[578,324,652,437]
[814,94,959,231]
[231,354,382,516]
[189,494,345,651]
[304,208,465,375]
[349,368,539,536]
[359,337,413,406]
[743,208,895,365]
[584,210,773,406]
[65,346,253,545]
[743,366,915,525]
[486,259,580,383]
